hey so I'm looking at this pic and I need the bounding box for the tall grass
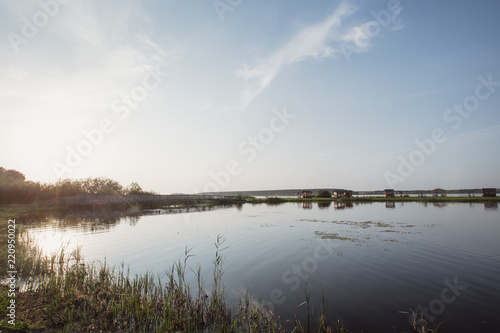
[2,228,442,332]
[6,230,351,332]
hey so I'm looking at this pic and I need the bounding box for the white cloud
[236,2,355,108]
[340,21,374,50]
[236,0,404,109]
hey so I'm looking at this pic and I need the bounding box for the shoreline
[1,195,499,220]
[243,196,500,204]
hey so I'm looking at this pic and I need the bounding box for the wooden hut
[432,188,446,197]
[384,189,395,197]
[302,190,313,199]
[482,188,497,197]
[333,190,353,198]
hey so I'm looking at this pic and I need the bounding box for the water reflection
[22,210,128,232]
[302,202,313,209]
[484,201,498,211]
[317,201,331,209]
[385,202,396,209]
[334,201,353,210]
[432,202,449,208]
[23,204,237,232]
[293,200,499,212]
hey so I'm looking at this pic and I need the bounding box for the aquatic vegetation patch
[314,231,359,242]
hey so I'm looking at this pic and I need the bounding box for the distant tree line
[0,167,155,205]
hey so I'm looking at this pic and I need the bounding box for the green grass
[0,205,32,221]
[0,286,34,332]
[246,197,289,205]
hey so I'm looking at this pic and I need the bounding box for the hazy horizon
[1,0,499,194]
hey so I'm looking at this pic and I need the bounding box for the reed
[2,231,287,332]
[1,229,439,333]
[398,306,442,333]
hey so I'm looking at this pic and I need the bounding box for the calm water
[25,202,500,332]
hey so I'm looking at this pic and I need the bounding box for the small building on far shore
[384,189,395,197]
[302,190,313,199]
[432,188,446,197]
[333,190,353,198]
[482,188,497,197]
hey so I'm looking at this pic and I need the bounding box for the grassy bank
[0,205,33,221]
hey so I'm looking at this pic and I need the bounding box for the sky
[1,0,499,194]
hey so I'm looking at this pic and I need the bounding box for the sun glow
[24,226,79,259]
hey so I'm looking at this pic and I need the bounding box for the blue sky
[1,0,499,193]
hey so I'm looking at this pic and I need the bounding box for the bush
[0,166,151,205]
[316,190,332,198]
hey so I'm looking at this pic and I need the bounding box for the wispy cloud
[236,0,403,109]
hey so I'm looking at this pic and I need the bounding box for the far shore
[1,195,499,222]
[244,195,500,204]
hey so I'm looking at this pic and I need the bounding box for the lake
[23,201,500,332]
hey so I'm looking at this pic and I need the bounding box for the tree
[125,182,143,195]
[0,167,30,204]
[6,169,26,181]
[81,177,124,195]
[317,189,332,198]
[0,167,26,181]
[54,179,85,197]
[0,166,150,204]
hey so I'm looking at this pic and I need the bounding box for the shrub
[316,190,331,198]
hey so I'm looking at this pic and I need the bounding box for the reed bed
[1,229,439,332]
[1,231,346,332]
